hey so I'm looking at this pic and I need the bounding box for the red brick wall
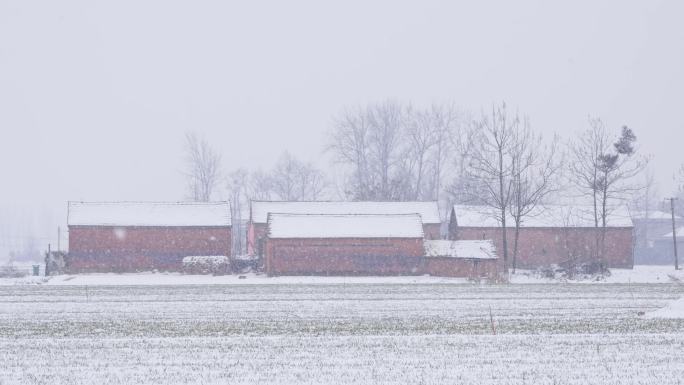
[423,223,442,240]
[247,223,268,256]
[250,222,443,257]
[422,257,499,279]
[452,227,633,269]
[265,238,425,276]
[67,226,231,272]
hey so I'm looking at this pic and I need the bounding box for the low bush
[181,256,230,275]
[534,262,611,281]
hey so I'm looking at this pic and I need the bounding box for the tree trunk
[512,218,521,274]
[499,151,509,275]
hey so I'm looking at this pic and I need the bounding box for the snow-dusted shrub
[534,262,611,281]
[181,256,230,275]
[231,254,258,273]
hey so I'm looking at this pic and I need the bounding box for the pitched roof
[452,204,633,228]
[663,226,684,238]
[424,240,497,259]
[631,210,679,221]
[266,213,424,239]
[251,201,441,224]
[67,201,231,227]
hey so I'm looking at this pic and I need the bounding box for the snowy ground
[2,264,683,286]
[1,282,684,384]
[0,272,474,286]
[511,264,684,284]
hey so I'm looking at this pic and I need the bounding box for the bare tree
[568,118,610,228]
[404,104,461,201]
[226,169,250,256]
[329,101,410,200]
[508,120,562,273]
[271,152,328,201]
[229,153,328,205]
[425,104,460,201]
[329,101,464,202]
[595,126,646,226]
[447,114,483,204]
[271,152,300,201]
[568,120,648,261]
[247,170,276,201]
[464,102,520,274]
[631,168,659,255]
[367,101,406,199]
[183,132,222,202]
[329,105,373,199]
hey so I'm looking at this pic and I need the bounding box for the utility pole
[46,243,51,277]
[57,226,61,252]
[666,197,679,270]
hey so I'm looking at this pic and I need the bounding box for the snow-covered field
[511,264,684,284]
[1,282,684,384]
[3,265,684,286]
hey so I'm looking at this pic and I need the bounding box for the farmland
[1,282,684,384]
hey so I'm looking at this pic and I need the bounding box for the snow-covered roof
[631,210,679,220]
[266,213,425,239]
[251,201,441,224]
[452,204,633,228]
[67,201,231,227]
[424,240,497,260]
[663,226,684,239]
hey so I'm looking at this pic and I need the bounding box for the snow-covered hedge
[181,256,230,275]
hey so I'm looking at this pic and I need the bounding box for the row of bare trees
[328,101,464,202]
[183,133,328,255]
[182,101,650,268]
[183,132,327,204]
[453,103,562,273]
[443,103,646,273]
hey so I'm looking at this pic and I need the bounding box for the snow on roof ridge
[68,201,231,227]
[68,200,230,205]
[663,226,684,238]
[251,200,438,204]
[266,212,424,218]
[251,200,441,224]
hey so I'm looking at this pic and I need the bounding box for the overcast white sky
[1,0,683,256]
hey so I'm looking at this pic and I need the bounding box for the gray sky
[1,0,683,256]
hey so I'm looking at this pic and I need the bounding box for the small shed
[654,226,684,265]
[264,213,425,276]
[423,240,499,278]
[67,201,232,272]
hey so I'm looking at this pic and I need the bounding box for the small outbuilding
[67,201,231,272]
[423,240,499,279]
[449,204,634,269]
[264,213,425,276]
[632,210,681,265]
[654,226,684,265]
[249,201,442,258]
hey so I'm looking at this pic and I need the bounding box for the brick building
[449,205,634,269]
[264,213,499,278]
[264,213,425,276]
[423,240,499,278]
[249,201,442,259]
[632,210,680,265]
[67,201,231,272]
